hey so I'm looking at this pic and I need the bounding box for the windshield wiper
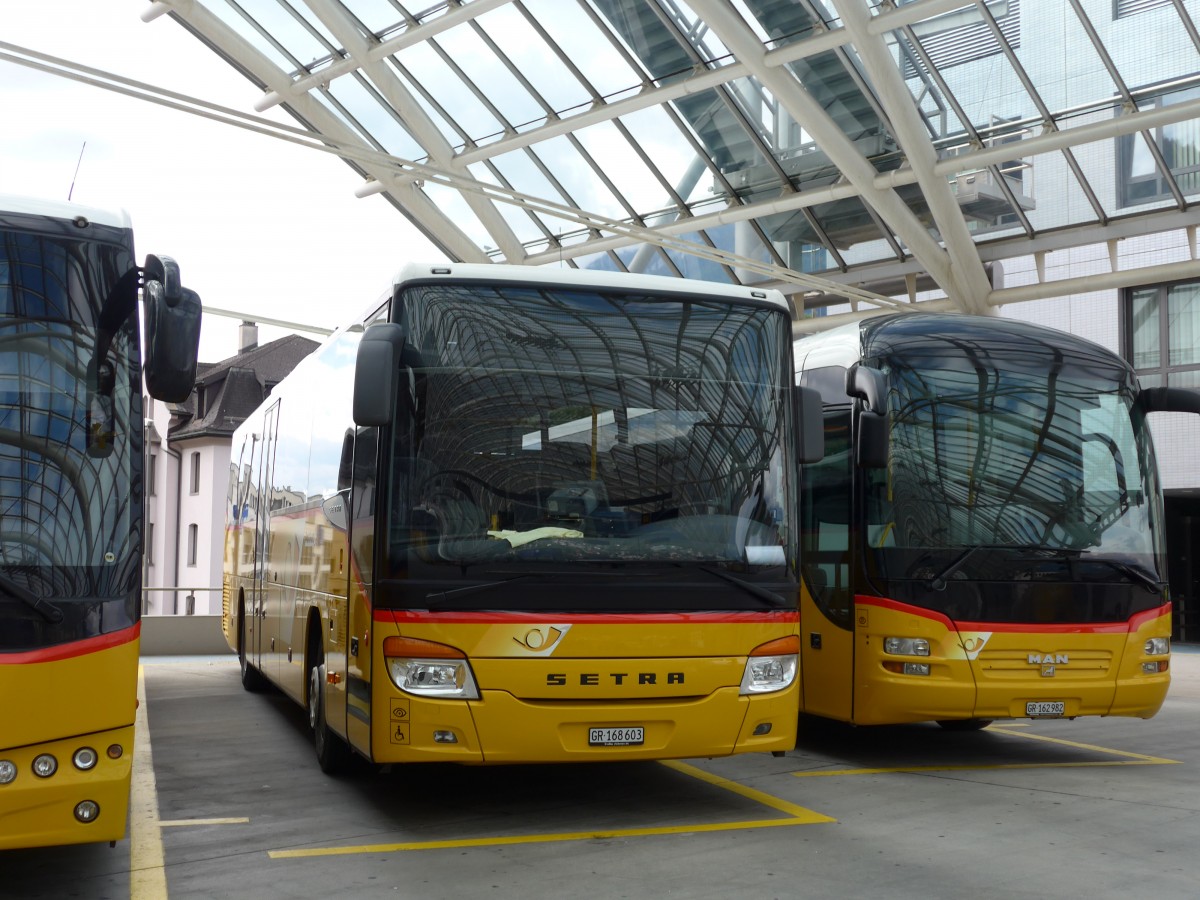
[697,566,786,607]
[0,572,64,623]
[1084,558,1164,595]
[424,575,532,605]
[422,569,631,604]
[926,545,983,591]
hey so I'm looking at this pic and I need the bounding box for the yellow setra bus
[795,313,1200,729]
[223,263,823,771]
[0,195,200,848]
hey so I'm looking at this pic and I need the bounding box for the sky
[0,0,444,363]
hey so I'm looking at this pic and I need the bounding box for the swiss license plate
[1026,701,1065,718]
[589,726,644,746]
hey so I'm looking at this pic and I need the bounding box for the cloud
[0,0,444,362]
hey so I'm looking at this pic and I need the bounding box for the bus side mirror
[143,254,202,403]
[794,385,825,464]
[846,364,889,468]
[858,410,889,469]
[353,322,406,426]
[845,363,886,414]
[1137,386,1200,415]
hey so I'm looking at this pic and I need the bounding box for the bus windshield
[867,343,1164,586]
[379,283,795,607]
[0,223,142,650]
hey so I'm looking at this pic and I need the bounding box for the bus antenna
[68,141,87,201]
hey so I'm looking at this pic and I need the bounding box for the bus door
[252,401,281,681]
[343,424,379,756]
[799,406,856,721]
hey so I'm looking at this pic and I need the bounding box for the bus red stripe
[856,595,1170,634]
[0,622,141,665]
[374,609,799,625]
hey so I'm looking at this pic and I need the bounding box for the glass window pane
[1130,288,1160,369]
[1168,282,1200,366]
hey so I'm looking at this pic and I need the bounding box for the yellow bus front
[851,597,1171,725]
[0,627,139,850]
[367,610,799,763]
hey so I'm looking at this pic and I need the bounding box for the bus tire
[936,718,993,731]
[308,642,350,774]
[238,608,267,693]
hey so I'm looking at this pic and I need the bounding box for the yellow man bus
[795,313,1199,729]
[0,195,201,848]
[223,263,822,771]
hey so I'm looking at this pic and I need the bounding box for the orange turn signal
[382,636,465,659]
[749,635,800,657]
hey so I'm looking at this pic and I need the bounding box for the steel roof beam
[302,0,526,262]
[250,0,514,112]
[833,0,993,314]
[145,0,487,262]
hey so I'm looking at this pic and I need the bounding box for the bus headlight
[740,636,799,695]
[0,760,16,784]
[884,637,930,656]
[32,754,58,778]
[73,747,99,771]
[383,635,479,699]
[74,801,100,823]
[1144,637,1170,655]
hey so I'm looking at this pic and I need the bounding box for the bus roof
[391,262,790,312]
[0,193,132,231]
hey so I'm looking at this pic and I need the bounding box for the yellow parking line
[130,666,168,900]
[792,726,1180,778]
[270,817,812,858]
[269,759,833,859]
[659,759,832,819]
[160,818,251,828]
[986,726,1180,764]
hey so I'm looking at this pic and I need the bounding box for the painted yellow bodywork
[0,636,139,849]
[799,589,1172,726]
[223,484,801,765]
[370,616,799,764]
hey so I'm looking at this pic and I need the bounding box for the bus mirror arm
[846,364,886,414]
[846,365,889,468]
[1137,386,1200,415]
[794,386,825,464]
[142,255,202,404]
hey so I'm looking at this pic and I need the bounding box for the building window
[900,0,1020,79]
[190,451,201,494]
[187,523,198,567]
[1118,81,1200,207]
[147,451,157,497]
[1115,0,1172,18]
[1126,279,1200,389]
[147,522,155,566]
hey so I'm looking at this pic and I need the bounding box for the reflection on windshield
[0,227,141,599]
[384,285,793,575]
[868,334,1163,583]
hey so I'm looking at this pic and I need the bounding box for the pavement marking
[130,666,168,900]
[160,818,251,828]
[268,759,834,859]
[986,725,1181,764]
[792,725,1180,778]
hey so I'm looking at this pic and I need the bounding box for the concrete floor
[5,648,1200,899]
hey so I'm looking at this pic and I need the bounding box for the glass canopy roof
[90,1,1200,327]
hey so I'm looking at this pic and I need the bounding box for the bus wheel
[308,644,350,774]
[238,612,266,692]
[936,718,993,731]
